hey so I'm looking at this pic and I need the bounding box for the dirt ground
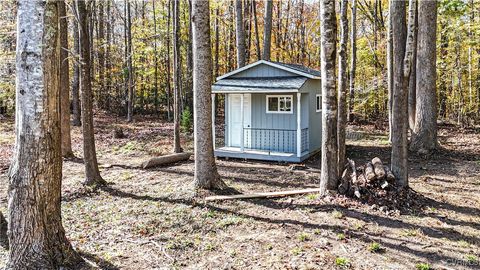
[0,113,479,270]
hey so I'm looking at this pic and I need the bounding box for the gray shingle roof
[212,76,307,93]
[271,61,322,77]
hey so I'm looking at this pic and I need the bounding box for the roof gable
[216,60,321,81]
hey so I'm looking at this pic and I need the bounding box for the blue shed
[211,60,322,163]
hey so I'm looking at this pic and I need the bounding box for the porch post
[240,94,245,152]
[297,92,302,157]
[211,93,216,150]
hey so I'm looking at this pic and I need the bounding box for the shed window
[266,95,293,114]
[316,94,321,112]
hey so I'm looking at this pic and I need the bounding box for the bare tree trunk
[348,0,357,123]
[59,0,74,158]
[319,0,338,195]
[390,0,408,188]
[410,0,438,153]
[214,7,220,77]
[0,211,7,249]
[72,15,82,127]
[8,1,83,267]
[337,0,348,175]
[98,0,105,109]
[263,0,273,61]
[192,0,227,190]
[126,1,134,122]
[186,0,194,111]
[173,0,182,153]
[252,1,261,60]
[77,0,106,186]
[235,0,246,67]
[387,1,393,141]
[166,0,172,120]
[404,0,418,131]
[152,0,159,113]
[438,20,448,118]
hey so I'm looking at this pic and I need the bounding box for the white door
[229,94,251,147]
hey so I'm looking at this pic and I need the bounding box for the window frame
[265,95,294,114]
[316,94,322,112]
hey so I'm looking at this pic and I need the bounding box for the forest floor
[0,113,479,270]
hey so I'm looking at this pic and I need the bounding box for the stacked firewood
[338,157,396,199]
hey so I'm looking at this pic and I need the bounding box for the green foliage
[367,242,383,253]
[415,263,431,270]
[297,232,310,242]
[335,257,350,268]
[181,106,193,133]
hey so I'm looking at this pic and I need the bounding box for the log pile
[338,157,397,201]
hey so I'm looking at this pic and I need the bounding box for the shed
[211,60,322,163]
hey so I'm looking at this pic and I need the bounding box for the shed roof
[216,60,321,80]
[212,76,307,93]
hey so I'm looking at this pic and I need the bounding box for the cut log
[365,162,376,182]
[142,152,192,169]
[338,164,352,194]
[357,172,366,186]
[204,188,323,201]
[384,165,395,182]
[372,157,386,179]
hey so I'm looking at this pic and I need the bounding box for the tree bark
[348,0,357,122]
[98,0,106,109]
[192,0,227,190]
[390,0,408,188]
[263,0,273,61]
[166,0,172,120]
[72,14,82,127]
[319,0,338,195]
[152,0,159,113]
[58,0,74,158]
[8,1,83,268]
[173,0,182,153]
[77,0,106,186]
[387,0,393,141]
[252,1,261,60]
[410,0,438,154]
[126,1,134,122]
[0,211,8,249]
[235,0,246,67]
[404,0,418,131]
[337,0,348,176]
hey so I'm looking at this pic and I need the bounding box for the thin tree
[252,1,261,60]
[192,0,227,190]
[152,0,159,113]
[410,0,438,154]
[348,0,357,122]
[337,0,348,175]
[59,0,74,158]
[263,0,273,61]
[235,0,246,67]
[72,14,81,127]
[173,0,182,153]
[386,0,393,141]
[390,0,408,187]
[126,1,134,122]
[77,0,106,186]
[319,0,338,195]
[8,1,83,267]
[98,0,106,108]
[405,0,418,131]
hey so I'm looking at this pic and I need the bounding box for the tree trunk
[173,0,182,153]
[152,0,159,113]
[166,0,172,120]
[252,1,261,60]
[58,0,74,158]
[348,0,357,122]
[410,0,438,154]
[72,15,82,127]
[390,0,408,188]
[263,0,273,61]
[387,0,393,141]
[192,0,227,190]
[337,0,348,176]
[0,211,8,249]
[77,0,106,186]
[235,0,246,67]
[8,1,83,268]
[98,0,105,109]
[126,1,134,122]
[404,0,418,131]
[319,0,338,195]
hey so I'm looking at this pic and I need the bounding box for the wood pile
[338,157,396,200]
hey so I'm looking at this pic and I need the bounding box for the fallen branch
[204,188,322,201]
[142,152,192,169]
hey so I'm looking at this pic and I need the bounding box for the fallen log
[372,157,386,179]
[384,165,395,182]
[204,188,322,201]
[142,152,192,169]
[365,162,376,182]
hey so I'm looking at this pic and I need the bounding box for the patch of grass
[335,257,350,268]
[353,222,365,230]
[313,229,322,235]
[204,209,216,218]
[458,240,470,248]
[332,210,344,219]
[415,263,431,270]
[205,242,216,251]
[367,242,383,253]
[217,215,242,228]
[119,171,134,181]
[401,228,422,237]
[298,232,310,242]
[306,193,318,200]
[466,254,478,264]
[291,247,303,255]
[337,233,346,240]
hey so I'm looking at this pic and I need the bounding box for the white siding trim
[265,95,294,114]
[216,60,320,80]
[316,94,322,112]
